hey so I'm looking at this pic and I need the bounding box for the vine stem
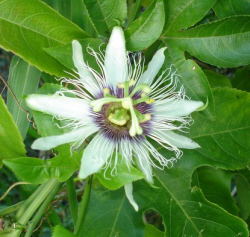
[0,182,30,202]
[0,202,24,217]
[0,188,84,217]
[66,176,78,227]
[73,176,93,236]
[24,181,63,237]
[12,179,59,237]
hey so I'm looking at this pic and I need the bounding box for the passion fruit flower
[26,26,203,211]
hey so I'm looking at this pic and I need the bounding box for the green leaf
[232,66,250,92]
[0,95,26,168]
[142,0,154,7]
[145,224,164,237]
[42,72,59,84]
[236,171,250,220]
[187,88,250,170]
[83,0,127,37]
[3,145,81,184]
[163,47,215,119]
[44,0,96,36]
[164,16,250,68]
[44,39,104,72]
[134,175,248,237]
[70,0,96,36]
[80,183,145,236]
[163,0,216,34]
[7,56,41,140]
[213,0,250,19]
[192,167,238,215]
[125,0,165,51]
[127,0,142,27]
[95,157,145,190]
[0,0,89,76]
[53,225,75,237]
[203,69,232,88]
[43,0,72,20]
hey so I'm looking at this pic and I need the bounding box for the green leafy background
[0,0,250,236]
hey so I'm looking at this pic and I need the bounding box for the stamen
[103,88,110,96]
[146,98,155,104]
[133,96,155,105]
[90,97,123,112]
[130,110,143,136]
[134,110,151,123]
[129,79,135,87]
[118,79,136,97]
[121,99,130,110]
[122,98,143,136]
[130,84,152,97]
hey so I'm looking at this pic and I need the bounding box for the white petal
[104,27,128,89]
[138,47,167,86]
[32,126,98,151]
[154,99,204,117]
[124,183,138,211]
[133,143,154,184]
[72,40,98,86]
[26,94,90,120]
[79,133,115,179]
[152,129,200,149]
[136,157,153,184]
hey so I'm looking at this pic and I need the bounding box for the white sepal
[79,133,115,179]
[133,143,154,184]
[138,47,167,86]
[104,27,128,89]
[152,129,200,149]
[26,94,90,120]
[31,126,98,151]
[136,156,154,184]
[154,99,204,118]
[72,40,98,85]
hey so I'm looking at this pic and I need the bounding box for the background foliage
[0,0,250,236]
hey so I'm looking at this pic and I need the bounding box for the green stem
[0,201,24,217]
[0,188,84,218]
[12,179,59,237]
[16,182,47,220]
[73,176,93,236]
[66,176,78,227]
[24,182,63,237]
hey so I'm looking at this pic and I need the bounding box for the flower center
[90,80,154,137]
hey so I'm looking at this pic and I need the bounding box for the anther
[90,97,123,112]
[129,79,135,87]
[138,114,151,123]
[117,82,124,89]
[130,84,152,97]
[121,98,131,110]
[103,88,110,96]
[146,98,155,104]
